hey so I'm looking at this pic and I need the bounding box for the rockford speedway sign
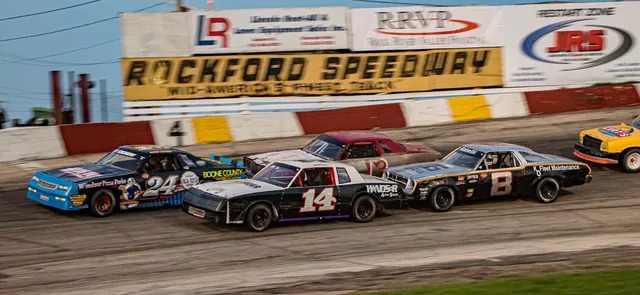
[349,6,504,51]
[121,48,503,100]
[502,2,640,87]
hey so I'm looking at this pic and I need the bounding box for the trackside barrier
[2,83,640,162]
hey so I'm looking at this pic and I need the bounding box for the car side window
[499,152,522,168]
[178,154,197,168]
[378,141,393,153]
[336,167,351,184]
[483,152,500,170]
[300,168,334,187]
[144,154,180,173]
[346,143,380,159]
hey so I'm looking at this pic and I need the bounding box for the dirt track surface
[2,108,640,294]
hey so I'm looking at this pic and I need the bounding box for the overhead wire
[0,38,120,65]
[0,2,165,43]
[0,0,105,21]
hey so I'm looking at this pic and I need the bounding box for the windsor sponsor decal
[121,47,503,100]
[503,2,640,87]
[191,7,348,54]
[366,184,400,198]
[350,6,504,51]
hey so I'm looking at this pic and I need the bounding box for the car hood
[247,149,325,166]
[584,124,639,141]
[386,161,471,181]
[44,163,132,183]
[193,179,284,199]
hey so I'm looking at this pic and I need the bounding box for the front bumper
[182,202,226,223]
[26,186,86,211]
[574,143,618,165]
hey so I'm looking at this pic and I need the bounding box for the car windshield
[302,135,345,160]
[253,163,300,187]
[631,117,640,129]
[96,150,141,171]
[442,146,485,169]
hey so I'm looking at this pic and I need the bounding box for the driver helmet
[486,153,499,166]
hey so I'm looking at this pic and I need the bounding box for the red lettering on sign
[207,18,230,47]
[547,30,604,53]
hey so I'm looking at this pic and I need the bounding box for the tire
[89,189,117,217]
[245,203,273,232]
[352,195,377,223]
[534,177,561,204]
[620,149,640,173]
[429,186,455,212]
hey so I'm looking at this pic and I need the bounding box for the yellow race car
[574,116,640,172]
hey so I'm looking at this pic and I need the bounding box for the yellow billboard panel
[121,47,503,100]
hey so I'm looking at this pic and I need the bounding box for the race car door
[136,153,185,201]
[472,151,525,199]
[280,167,342,219]
[342,142,387,176]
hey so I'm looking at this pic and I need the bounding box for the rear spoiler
[208,154,243,168]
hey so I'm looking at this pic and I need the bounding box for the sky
[0,0,627,124]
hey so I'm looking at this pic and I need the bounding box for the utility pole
[79,73,91,123]
[100,79,107,122]
[50,71,62,125]
[67,71,75,124]
[175,0,182,12]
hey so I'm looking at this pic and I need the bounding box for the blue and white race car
[26,145,245,217]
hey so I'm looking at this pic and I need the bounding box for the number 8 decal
[490,172,512,196]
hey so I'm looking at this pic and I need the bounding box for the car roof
[323,130,391,143]
[118,145,178,155]
[274,159,353,169]
[461,142,533,153]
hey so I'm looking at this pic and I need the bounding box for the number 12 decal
[299,188,337,213]
[490,172,513,196]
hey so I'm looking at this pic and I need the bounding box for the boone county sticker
[180,171,200,189]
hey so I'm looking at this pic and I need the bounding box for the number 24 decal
[143,175,178,197]
[490,172,513,196]
[299,188,337,213]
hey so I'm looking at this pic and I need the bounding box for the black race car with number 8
[383,143,592,211]
[182,160,406,232]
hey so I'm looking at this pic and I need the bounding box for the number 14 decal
[299,188,337,213]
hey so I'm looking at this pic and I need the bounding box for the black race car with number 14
[182,160,405,232]
[383,143,592,212]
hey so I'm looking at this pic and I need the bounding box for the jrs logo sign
[350,6,504,51]
[503,3,640,86]
[190,7,348,54]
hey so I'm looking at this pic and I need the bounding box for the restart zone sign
[121,48,503,100]
[503,2,640,87]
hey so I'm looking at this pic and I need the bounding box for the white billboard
[503,2,640,87]
[120,12,192,58]
[190,7,349,54]
[349,6,504,51]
